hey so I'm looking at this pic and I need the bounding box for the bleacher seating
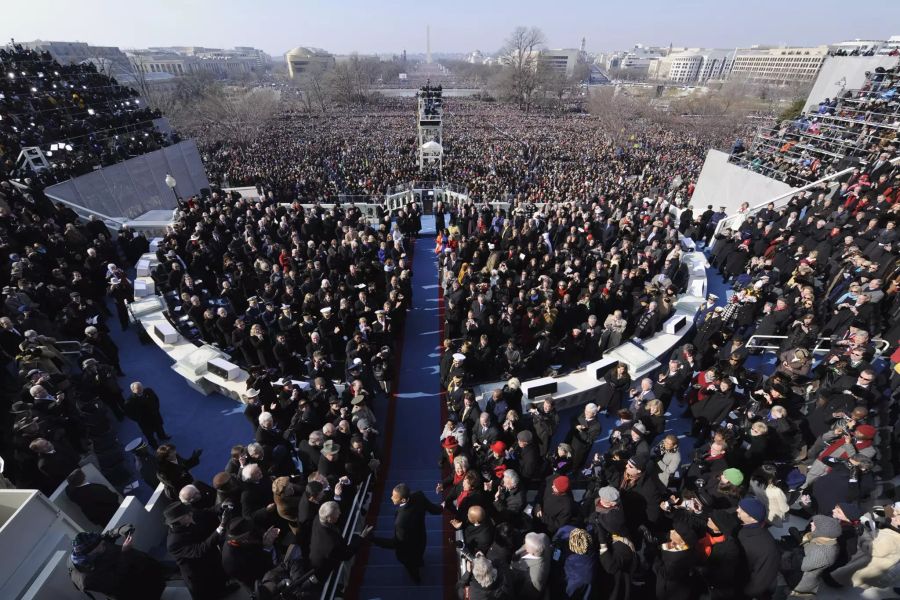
[0,43,174,188]
[729,61,899,186]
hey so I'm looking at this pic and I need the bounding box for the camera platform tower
[416,82,443,172]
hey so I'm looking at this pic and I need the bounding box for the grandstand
[729,65,899,186]
[1,44,209,226]
[1,37,900,600]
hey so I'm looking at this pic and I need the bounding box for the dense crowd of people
[119,188,422,597]
[0,179,155,492]
[195,97,720,208]
[2,40,900,600]
[1,43,175,188]
[731,61,898,186]
[431,109,900,598]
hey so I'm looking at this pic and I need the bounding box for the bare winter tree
[499,26,546,111]
[295,61,330,113]
[126,55,177,114]
[325,55,376,107]
[185,87,279,144]
[588,87,655,147]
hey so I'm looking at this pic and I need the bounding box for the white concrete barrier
[0,490,82,598]
[102,483,168,555]
[475,251,709,412]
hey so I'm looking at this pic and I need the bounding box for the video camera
[103,523,135,542]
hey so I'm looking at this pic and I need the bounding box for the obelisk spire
[426,24,432,64]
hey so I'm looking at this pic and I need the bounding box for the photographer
[69,528,165,600]
[458,554,510,600]
[654,434,681,488]
[165,501,234,600]
[802,424,877,489]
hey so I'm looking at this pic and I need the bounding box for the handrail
[712,155,900,241]
[745,334,889,357]
[319,472,373,600]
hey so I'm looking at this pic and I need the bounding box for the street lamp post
[164,173,178,203]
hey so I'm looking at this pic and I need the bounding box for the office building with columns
[729,45,829,84]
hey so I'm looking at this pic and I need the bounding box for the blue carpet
[108,308,253,500]
[357,233,446,600]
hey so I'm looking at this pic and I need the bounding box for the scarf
[697,532,726,559]
[455,489,472,509]
[819,438,873,462]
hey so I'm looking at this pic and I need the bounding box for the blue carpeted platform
[108,311,262,501]
[357,222,446,600]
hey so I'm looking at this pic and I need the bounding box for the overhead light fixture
[38,72,44,78]
[30,87,37,92]
[50,143,59,151]
[134,99,140,104]
[7,72,13,79]
[64,144,73,151]
[87,108,95,115]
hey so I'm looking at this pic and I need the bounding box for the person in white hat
[108,273,134,331]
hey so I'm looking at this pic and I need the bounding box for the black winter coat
[654,547,696,600]
[166,515,228,600]
[538,488,576,535]
[737,524,780,598]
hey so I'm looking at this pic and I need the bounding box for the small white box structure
[663,313,689,334]
[152,321,179,344]
[207,357,240,381]
[179,346,223,377]
[136,259,152,277]
[521,376,558,400]
[133,277,155,297]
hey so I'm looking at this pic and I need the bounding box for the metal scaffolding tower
[416,83,443,172]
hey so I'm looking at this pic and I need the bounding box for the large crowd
[731,62,899,187]
[427,76,900,600]
[1,44,175,188]
[0,43,899,600]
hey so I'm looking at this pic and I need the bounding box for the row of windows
[141,63,185,74]
[734,58,822,64]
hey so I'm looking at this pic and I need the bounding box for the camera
[104,523,135,541]
[455,541,477,564]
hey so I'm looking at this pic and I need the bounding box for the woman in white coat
[850,505,900,589]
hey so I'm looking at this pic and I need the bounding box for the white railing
[745,334,890,357]
[712,154,900,242]
[319,472,373,600]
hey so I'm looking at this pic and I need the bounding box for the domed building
[285,46,335,78]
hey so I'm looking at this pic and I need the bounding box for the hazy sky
[4,0,899,57]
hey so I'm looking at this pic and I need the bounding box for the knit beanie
[738,497,767,524]
[598,486,620,504]
[722,467,744,487]
[811,515,842,539]
[710,508,740,535]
